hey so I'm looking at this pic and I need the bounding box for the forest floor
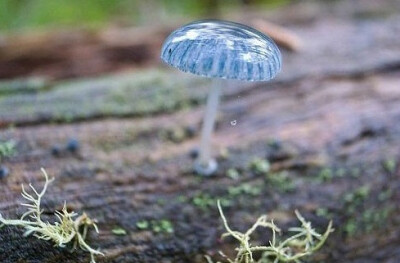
[0,0,400,262]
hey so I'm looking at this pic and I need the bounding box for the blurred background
[0,0,398,80]
[0,0,400,263]
[0,0,291,30]
[0,0,300,80]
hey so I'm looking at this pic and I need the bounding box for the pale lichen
[0,168,103,263]
[206,200,333,263]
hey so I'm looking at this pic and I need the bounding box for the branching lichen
[206,200,333,263]
[0,168,103,263]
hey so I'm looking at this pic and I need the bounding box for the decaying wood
[0,25,176,80]
[1,0,400,262]
[250,19,303,52]
[0,19,303,80]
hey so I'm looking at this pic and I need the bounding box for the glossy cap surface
[161,20,282,81]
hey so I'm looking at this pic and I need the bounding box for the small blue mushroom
[161,20,282,176]
[0,166,9,179]
[66,138,80,153]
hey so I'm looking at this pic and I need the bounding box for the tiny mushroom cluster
[161,20,282,176]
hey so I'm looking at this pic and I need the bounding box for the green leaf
[112,227,127,236]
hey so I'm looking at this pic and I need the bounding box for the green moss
[136,220,149,230]
[0,78,49,95]
[0,140,16,160]
[0,69,208,125]
[317,168,334,182]
[363,207,392,231]
[248,158,270,175]
[136,219,174,234]
[378,189,392,201]
[226,168,240,180]
[159,127,189,143]
[316,208,330,218]
[344,185,370,203]
[312,166,362,182]
[176,195,188,203]
[343,185,371,215]
[112,227,127,236]
[382,159,397,174]
[153,220,174,234]
[218,147,230,160]
[344,219,357,236]
[343,206,394,236]
[192,193,230,210]
[228,183,262,197]
[341,181,394,236]
[266,171,295,193]
[354,185,371,200]
[266,138,281,149]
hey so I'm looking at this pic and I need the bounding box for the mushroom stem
[195,79,222,175]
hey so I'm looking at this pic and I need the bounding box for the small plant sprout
[206,201,333,263]
[0,139,16,161]
[0,168,103,263]
[161,20,281,176]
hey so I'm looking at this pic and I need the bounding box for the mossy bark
[1,0,400,262]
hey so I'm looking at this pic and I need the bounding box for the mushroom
[161,20,282,176]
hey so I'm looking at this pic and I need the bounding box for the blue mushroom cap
[161,20,282,82]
